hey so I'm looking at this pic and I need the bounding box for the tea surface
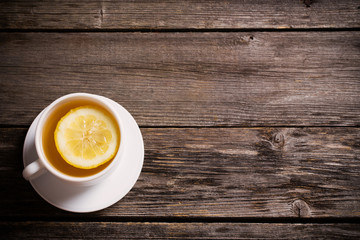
[42,99,120,177]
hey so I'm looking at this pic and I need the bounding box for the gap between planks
[1,216,360,224]
[1,28,360,33]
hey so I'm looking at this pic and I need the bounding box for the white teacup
[22,93,125,186]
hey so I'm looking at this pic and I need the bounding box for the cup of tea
[22,93,125,186]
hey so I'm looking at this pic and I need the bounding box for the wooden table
[1,1,359,239]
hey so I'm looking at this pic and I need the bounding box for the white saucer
[23,97,144,213]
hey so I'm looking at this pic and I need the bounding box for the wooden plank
[1,127,359,218]
[0,32,359,127]
[0,0,359,30]
[1,222,360,239]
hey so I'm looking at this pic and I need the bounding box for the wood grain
[1,127,359,218]
[0,0,359,30]
[1,222,360,239]
[0,32,359,127]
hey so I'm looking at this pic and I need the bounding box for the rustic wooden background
[1,0,359,239]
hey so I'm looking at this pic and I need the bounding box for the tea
[42,99,120,177]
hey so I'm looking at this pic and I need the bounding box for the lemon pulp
[54,106,119,169]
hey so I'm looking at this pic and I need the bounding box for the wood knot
[292,199,311,217]
[303,0,313,7]
[272,133,284,148]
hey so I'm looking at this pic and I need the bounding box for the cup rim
[34,93,124,183]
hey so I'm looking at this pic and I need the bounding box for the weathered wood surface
[0,0,359,30]
[1,127,359,218]
[1,0,358,239]
[2,222,360,239]
[1,32,359,127]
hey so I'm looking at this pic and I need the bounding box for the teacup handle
[23,160,47,180]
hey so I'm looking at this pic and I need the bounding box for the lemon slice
[54,106,119,169]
